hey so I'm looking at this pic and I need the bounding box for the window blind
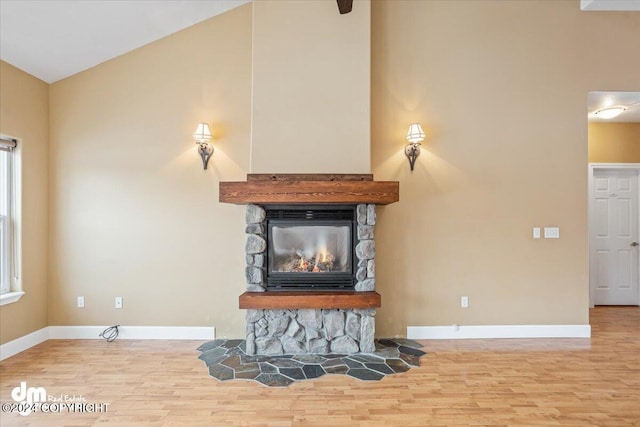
[0,137,18,293]
[0,137,17,151]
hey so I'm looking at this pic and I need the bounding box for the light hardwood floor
[1,307,639,426]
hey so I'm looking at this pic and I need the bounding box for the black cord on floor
[99,325,120,342]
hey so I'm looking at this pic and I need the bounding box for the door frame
[588,163,640,307]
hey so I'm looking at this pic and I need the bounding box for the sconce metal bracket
[198,143,214,170]
[405,143,421,172]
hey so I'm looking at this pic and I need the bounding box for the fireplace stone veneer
[244,203,377,355]
[219,174,399,356]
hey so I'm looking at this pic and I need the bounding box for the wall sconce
[193,123,213,170]
[405,123,425,171]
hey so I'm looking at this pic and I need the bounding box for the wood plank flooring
[1,307,639,426]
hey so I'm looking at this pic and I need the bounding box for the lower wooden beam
[239,291,381,310]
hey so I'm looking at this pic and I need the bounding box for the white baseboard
[0,327,49,361]
[407,324,591,339]
[1,326,215,361]
[48,325,216,340]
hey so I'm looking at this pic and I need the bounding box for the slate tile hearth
[197,338,426,387]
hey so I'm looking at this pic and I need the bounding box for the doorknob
[631,242,639,247]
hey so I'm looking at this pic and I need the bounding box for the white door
[591,169,640,305]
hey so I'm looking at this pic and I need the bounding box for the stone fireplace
[219,174,399,356]
[244,203,376,355]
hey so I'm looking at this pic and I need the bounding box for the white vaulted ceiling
[0,0,250,83]
[581,0,640,11]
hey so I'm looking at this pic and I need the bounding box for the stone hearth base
[246,308,376,355]
[197,338,426,387]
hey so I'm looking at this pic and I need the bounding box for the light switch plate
[544,227,560,239]
[77,296,84,308]
[533,227,541,239]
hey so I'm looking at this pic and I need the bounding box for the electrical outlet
[461,296,469,308]
[544,227,560,239]
[533,227,541,239]
[77,296,85,308]
[115,297,123,309]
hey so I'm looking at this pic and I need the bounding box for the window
[0,136,22,305]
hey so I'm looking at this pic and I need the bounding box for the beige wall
[371,0,640,335]
[48,5,252,337]
[251,0,371,173]
[588,122,640,163]
[6,0,640,345]
[46,0,372,340]
[0,61,49,344]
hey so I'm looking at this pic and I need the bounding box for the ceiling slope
[0,0,250,83]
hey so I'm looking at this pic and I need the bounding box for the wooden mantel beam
[219,174,399,205]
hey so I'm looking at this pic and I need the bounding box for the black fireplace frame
[264,205,357,291]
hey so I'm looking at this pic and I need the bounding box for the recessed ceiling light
[593,106,627,119]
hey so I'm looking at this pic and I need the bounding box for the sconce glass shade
[193,123,212,142]
[193,123,213,170]
[406,123,425,144]
[593,106,627,120]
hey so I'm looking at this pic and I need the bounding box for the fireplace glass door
[265,207,356,290]
[270,224,351,272]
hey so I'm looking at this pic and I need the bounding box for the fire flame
[288,249,334,273]
[312,250,328,272]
